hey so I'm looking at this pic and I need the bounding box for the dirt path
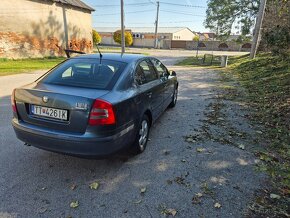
[0,65,264,218]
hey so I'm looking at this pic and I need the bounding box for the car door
[151,58,175,109]
[134,59,163,121]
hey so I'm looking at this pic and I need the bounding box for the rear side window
[137,60,158,83]
[41,59,127,89]
[151,58,168,78]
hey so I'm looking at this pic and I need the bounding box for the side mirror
[169,70,176,77]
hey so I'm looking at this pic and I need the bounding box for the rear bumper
[12,119,136,157]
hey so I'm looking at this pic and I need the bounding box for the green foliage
[205,0,259,38]
[193,35,200,42]
[234,35,252,44]
[264,26,290,56]
[113,30,133,46]
[261,0,290,56]
[92,30,102,45]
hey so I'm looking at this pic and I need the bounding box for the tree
[92,30,101,45]
[113,30,133,46]
[193,35,200,42]
[261,0,290,56]
[205,0,260,39]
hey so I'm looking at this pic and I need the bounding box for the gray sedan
[11,53,178,157]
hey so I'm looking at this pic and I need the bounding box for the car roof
[71,53,148,63]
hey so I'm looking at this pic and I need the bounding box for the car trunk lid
[14,82,109,134]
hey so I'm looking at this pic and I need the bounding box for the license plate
[31,105,68,121]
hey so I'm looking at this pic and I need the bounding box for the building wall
[99,32,172,48]
[98,31,251,51]
[185,41,251,52]
[172,29,195,40]
[99,33,119,45]
[0,0,93,58]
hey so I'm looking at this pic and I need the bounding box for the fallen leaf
[192,196,201,204]
[37,207,47,214]
[166,209,177,216]
[164,150,170,155]
[166,180,173,185]
[238,144,245,150]
[140,187,146,194]
[70,201,79,208]
[186,138,196,143]
[89,181,99,190]
[70,184,77,190]
[196,193,203,198]
[133,199,142,204]
[270,193,281,199]
[214,202,221,208]
[196,148,205,152]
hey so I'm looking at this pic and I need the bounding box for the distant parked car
[11,53,178,157]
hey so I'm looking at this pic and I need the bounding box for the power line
[93,9,154,16]
[159,1,206,8]
[94,20,203,24]
[93,9,205,17]
[160,9,205,17]
[90,2,153,7]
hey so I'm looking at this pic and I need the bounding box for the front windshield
[40,58,127,89]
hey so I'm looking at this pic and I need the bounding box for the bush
[113,30,133,46]
[92,30,101,45]
[264,26,290,56]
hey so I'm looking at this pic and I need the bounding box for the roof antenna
[96,43,103,64]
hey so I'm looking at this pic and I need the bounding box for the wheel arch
[144,109,153,127]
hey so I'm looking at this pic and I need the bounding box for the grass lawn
[0,57,65,76]
[176,54,249,68]
[176,54,226,68]
[222,53,290,217]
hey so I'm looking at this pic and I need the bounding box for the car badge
[76,102,88,110]
[42,96,49,103]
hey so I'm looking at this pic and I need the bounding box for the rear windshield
[40,59,127,89]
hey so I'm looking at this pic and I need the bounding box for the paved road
[0,53,262,218]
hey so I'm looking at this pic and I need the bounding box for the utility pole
[154,1,160,49]
[250,0,267,59]
[62,6,69,49]
[121,0,125,54]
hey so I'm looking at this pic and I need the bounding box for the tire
[132,114,150,154]
[169,87,178,108]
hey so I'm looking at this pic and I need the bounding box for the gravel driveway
[0,53,263,218]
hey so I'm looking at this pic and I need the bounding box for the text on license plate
[31,105,68,120]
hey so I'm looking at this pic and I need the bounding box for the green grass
[176,54,229,68]
[0,57,65,76]
[224,53,290,217]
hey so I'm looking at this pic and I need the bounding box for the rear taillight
[11,89,17,113]
[89,99,116,125]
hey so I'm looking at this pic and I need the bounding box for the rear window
[40,59,127,89]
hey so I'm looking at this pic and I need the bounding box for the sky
[81,0,209,32]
